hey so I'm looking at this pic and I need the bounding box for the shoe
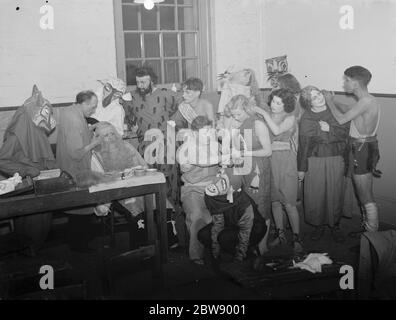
[310,226,325,241]
[331,226,346,243]
[292,234,304,254]
[269,229,287,248]
[191,259,205,266]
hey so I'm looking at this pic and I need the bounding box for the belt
[350,135,378,144]
[272,141,291,151]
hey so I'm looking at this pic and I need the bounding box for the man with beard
[124,66,186,247]
[93,122,147,215]
[94,122,146,173]
[0,85,57,250]
[125,67,180,155]
[91,78,132,136]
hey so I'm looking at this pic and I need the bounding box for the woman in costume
[298,86,349,243]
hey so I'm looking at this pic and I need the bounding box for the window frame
[113,0,214,91]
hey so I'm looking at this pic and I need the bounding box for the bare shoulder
[254,119,268,130]
[200,98,214,109]
[285,114,296,123]
[360,95,379,113]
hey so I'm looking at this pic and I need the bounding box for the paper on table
[33,169,61,181]
[88,171,166,193]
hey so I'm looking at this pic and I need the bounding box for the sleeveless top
[271,114,298,153]
[350,107,381,139]
[238,115,263,151]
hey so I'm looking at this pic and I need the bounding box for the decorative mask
[205,170,230,197]
[205,169,235,203]
[24,85,56,133]
[32,102,56,133]
[99,78,130,108]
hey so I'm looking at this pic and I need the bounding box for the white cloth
[0,173,22,195]
[218,82,252,114]
[92,88,126,136]
[292,253,333,274]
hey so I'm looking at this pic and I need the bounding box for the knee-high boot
[364,203,379,232]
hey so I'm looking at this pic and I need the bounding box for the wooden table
[0,173,168,263]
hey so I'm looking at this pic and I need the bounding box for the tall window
[115,0,211,87]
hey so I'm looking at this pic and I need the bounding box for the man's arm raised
[324,91,368,125]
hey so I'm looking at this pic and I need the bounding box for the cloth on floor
[292,253,333,274]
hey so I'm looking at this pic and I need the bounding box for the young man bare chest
[352,95,380,137]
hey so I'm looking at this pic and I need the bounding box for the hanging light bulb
[144,0,154,10]
[134,0,164,11]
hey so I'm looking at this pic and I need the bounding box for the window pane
[144,33,160,58]
[178,7,195,30]
[177,0,193,4]
[160,6,175,30]
[124,33,141,59]
[163,33,178,57]
[165,60,179,83]
[144,60,162,84]
[122,5,139,30]
[182,59,197,81]
[142,6,158,30]
[126,61,143,86]
[181,33,196,57]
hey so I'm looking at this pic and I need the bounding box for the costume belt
[349,135,378,144]
[272,141,291,151]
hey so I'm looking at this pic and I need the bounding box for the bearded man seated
[92,122,147,216]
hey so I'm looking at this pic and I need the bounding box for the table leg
[155,183,168,263]
[110,206,115,248]
[145,193,165,288]
[144,194,156,243]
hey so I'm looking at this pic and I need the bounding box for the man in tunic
[56,90,101,252]
[57,91,101,179]
[324,66,381,233]
[0,85,57,249]
[124,66,185,246]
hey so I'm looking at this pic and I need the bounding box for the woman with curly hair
[225,94,272,254]
[298,86,349,243]
[254,89,302,253]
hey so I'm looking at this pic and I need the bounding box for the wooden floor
[0,213,394,300]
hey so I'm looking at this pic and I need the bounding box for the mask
[103,84,123,108]
[32,103,56,133]
[205,171,230,197]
